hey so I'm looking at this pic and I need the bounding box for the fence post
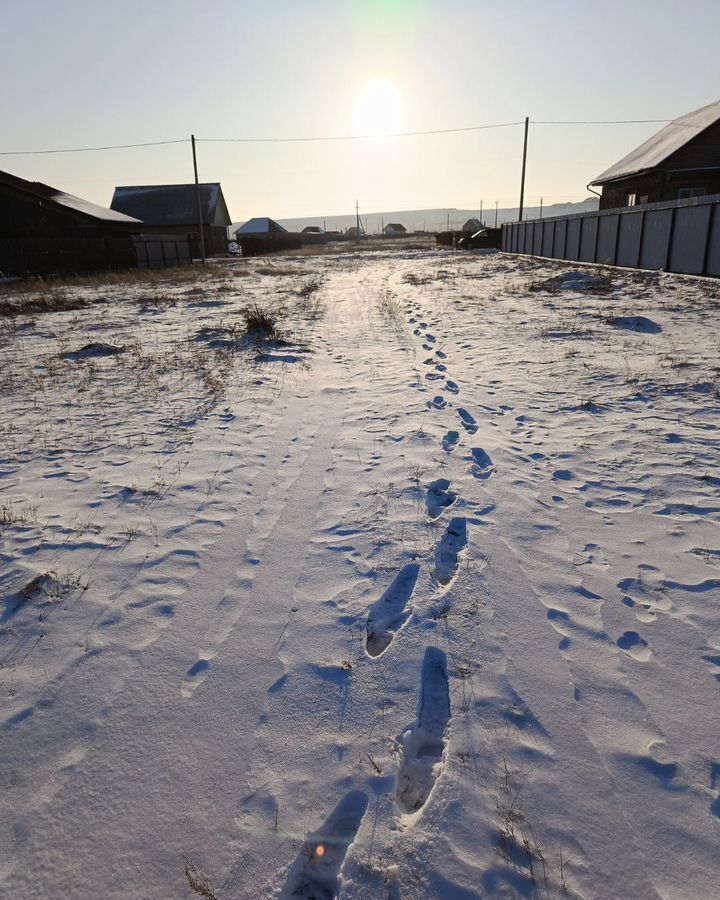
[592,214,600,264]
[665,206,677,270]
[612,215,620,266]
[702,202,716,276]
[637,210,646,268]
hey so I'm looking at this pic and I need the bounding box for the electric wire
[0,117,676,155]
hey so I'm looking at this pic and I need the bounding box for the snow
[592,98,720,184]
[50,189,142,223]
[0,249,719,899]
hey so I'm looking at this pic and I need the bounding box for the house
[233,217,300,257]
[383,223,407,235]
[345,226,364,238]
[0,168,140,276]
[591,99,720,209]
[234,217,287,237]
[111,182,231,256]
[301,225,324,234]
[462,217,483,232]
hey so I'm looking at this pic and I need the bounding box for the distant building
[462,217,483,232]
[111,183,231,256]
[345,226,364,238]
[0,168,140,276]
[301,225,324,234]
[234,217,288,236]
[382,223,407,235]
[590,99,720,209]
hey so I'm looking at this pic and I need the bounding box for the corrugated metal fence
[501,193,720,277]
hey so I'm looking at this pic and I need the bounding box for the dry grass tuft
[183,856,219,900]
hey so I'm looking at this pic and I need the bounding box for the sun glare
[353,77,405,137]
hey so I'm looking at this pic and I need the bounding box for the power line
[198,121,525,143]
[534,119,672,125]
[0,117,677,157]
[0,139,188,156]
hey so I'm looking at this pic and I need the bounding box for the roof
[302,226,324,233]
[0,169,141,224]
[463,217,483,228]
[234,217,287,235]
[384,223,406,231]
[592,99,720,185]
[111,183,231,227]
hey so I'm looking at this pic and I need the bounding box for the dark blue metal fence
[501,194,720,277]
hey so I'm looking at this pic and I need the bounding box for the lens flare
[315,844,325,857]
[353,77,405,137]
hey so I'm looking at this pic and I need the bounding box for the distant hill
[229,199,599,236]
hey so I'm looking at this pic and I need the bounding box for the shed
[383,223,407,235]
[462,217,483,232]
[591,99,720,209]
[111,183,232,256]
[0,168,140,276]
[234,217,288,236]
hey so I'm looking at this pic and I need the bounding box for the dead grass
[243,303,286,343]
[183,856,219,900]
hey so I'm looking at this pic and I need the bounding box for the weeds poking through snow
[242,304,286,343]
[183,856,219,900]
[494,759,547,887]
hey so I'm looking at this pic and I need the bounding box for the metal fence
[133,234,192,269]
[501,193,720,277]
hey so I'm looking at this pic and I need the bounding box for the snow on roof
[591,98,720,185]
[111,184,231,227]
[0,169,141,224]
[234,217,288,235]
[52,190,141,223]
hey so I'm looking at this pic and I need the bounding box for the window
[627,193,637,206]
[678,187,707,199]
[638,195,649,205]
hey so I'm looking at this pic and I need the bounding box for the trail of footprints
[288,312,478,895]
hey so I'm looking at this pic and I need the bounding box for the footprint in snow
[617,630,652,661]
[435,517,468,585]
[366,564,420,658]
[444,380,459,394]
[435,350,447,359]
[181,657,212,698]
[442,430,460,453]
[396,647,451,815]
[470,447,494,479]
[425,372,445,381]
[457,408,478,434]
[428,395,448,410]
[283,791,368,899]
[426,479,458,520]
[425,333,436,343]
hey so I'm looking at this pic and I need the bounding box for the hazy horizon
[3,0,719,220]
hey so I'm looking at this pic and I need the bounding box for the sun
[353,77,405,137]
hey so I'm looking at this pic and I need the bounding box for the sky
[2,0,720,221]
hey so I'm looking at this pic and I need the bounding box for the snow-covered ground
[1,250,719,900]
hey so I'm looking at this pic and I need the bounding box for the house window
[678,187,707,199]
[638,195,649,205]
[627,193,637,206]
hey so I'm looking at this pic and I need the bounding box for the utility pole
[540,197,544,219]
[519,116,529,223]
[191,134,206,263]
[480,199,483,225]
[355,200,361,237]
[495,200,499,228]
[446,211,450,232]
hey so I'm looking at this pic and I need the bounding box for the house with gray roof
[590,99,720,209]
[111,182,232,256]
[234,217,287,237]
